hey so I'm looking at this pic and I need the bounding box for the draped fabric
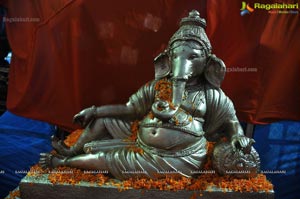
[204,87,236,141]
[0,111,55,198]
[128,80,156,119]
[1,0,299,130]
[106,137,207,180]
[206,0,300,124]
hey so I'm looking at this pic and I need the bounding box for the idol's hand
[73,105,97,127]
[231,134,255,152]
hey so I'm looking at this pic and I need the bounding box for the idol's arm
[224,118,255,151]
[73,80,156,127]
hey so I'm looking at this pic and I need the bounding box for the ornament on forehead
[167,10,212,56]
[168,41,206,53]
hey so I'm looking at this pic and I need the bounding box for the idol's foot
[39,153,66,169]
[51,135,77,157]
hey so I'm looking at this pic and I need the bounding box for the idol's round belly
[138,127,200,151]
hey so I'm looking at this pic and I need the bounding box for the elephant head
[151,10,226,121]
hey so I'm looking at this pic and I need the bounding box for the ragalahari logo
[240,1,254,16]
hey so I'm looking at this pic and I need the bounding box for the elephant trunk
[152,79,186,121]
[171,78,186,107]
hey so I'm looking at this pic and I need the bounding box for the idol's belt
[139,115,204,137]
[137,135,206,157]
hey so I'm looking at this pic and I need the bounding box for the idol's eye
[188,54,199,60]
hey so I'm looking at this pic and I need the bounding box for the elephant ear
[154,51,171,80]
[204,54,226,88]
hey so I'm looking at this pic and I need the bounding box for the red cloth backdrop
[1,0,299,131]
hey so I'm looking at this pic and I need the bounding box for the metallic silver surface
[40,10,260,180]
[212,141,260,178]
